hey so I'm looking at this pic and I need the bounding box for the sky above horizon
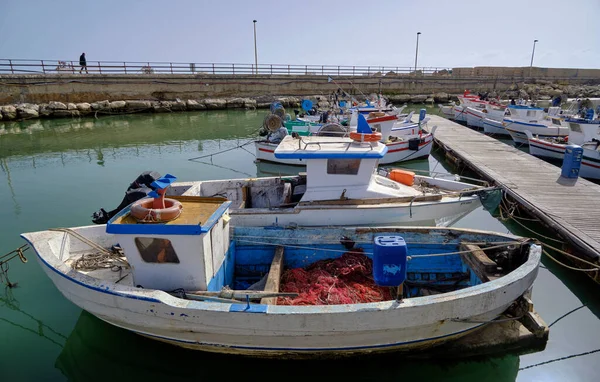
[1,0,599,70]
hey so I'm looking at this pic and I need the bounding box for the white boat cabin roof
[274,136,388,160]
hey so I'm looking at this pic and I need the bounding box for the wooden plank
[430,115,600,266]
[460,244,499,282]
[461,243,497,273]
[260,246,285,305]
[299,193,443,206]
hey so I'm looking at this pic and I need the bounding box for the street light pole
[414,32,421,76]
[253,20,258,75]
[529,39,538,77]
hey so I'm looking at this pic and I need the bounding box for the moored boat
[21,187,541,357]
[526,115,600,179]
[192,134,493,227]
[504,105,568,145]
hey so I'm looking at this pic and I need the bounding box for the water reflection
[0,288,67,348]
[56,311,520,382]
[0,110,264,160]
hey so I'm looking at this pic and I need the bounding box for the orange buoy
[389,169,415,186]
[349,131,382,143]
[130,198,183,223]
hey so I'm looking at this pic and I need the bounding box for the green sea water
[0,107,599,382]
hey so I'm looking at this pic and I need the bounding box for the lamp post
[529,39,538,77]
[414,32,421,76]
[253,20,258,75]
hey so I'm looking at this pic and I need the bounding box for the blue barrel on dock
[561,144,583,179]
[419,108,426,122]
[372,235,407,287]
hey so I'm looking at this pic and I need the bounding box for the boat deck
[429,115,600,264]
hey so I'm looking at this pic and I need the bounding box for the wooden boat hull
[22,225,541,357]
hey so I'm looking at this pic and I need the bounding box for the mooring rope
[519,348,600,371]
[49,228,129,270]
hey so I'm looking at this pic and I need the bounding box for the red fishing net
[277,249,393,305]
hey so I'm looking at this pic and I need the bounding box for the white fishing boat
[504,105,568,145]
[257,112,435,166]
[21,183,541,356]
[526,116,600,179]
[192,134,493,227]
[438,102,455,119]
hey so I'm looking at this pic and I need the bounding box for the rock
[410,95,428,103]
[226,97,246,108]
[152,101,172,113]
[48,101,67,110]
[1,105,17,120]
[317,100,330,108]
[16,104,39,119]
[53,110,80,118]
[388,94,411,103]
[203,98,227,109]
[518,89,529,99]
[67,103,77,110]
[257,102,271,109]
[186,100,206,110]
[91,100,110,110]
[538,95,551,100]
[386,71,397,77]
[76,103,92,113]
[126,100,152,109]
[109,101,127,109]
[170,99,187,111]
[433,92,449,103]
[0,112,2,121]
[243,98,257,109]
[39,104,52,117]
[425,97,434,103]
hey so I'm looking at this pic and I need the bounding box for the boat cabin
[273,135,412,201]
[106,196,233,292]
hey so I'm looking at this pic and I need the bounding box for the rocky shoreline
[2,83,599,122]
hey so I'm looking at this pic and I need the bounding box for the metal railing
[0,59,451,76]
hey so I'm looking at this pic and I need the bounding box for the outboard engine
[91,171,161,224]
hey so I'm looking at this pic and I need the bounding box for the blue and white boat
[526,114,600,179]
[21,184,541,357]
[503,105,568,145]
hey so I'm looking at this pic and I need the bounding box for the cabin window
[135,237,180,264]
[526,110,535,117]
[327,159,360,175]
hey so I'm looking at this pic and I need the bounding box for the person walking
[79,52,88,74]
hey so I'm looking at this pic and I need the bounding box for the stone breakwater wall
[1,73,600,122]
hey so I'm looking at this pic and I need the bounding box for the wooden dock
[429,115,600,267]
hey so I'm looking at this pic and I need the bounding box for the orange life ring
[130,198,183,223]
[349,131,382,142]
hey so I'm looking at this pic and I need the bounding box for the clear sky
[1,0,599,69]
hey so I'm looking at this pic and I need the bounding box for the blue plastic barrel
[561,144,583,178]
[419,108,427,122]
[372,235,408,287]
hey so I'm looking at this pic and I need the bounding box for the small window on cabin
[135,237,180,264]
[327,159,360,175]
[527,110,535,117]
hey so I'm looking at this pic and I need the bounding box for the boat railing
[295,136,378,151]
[380,167,490,187]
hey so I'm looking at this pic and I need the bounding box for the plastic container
[419,108,427,122]
[389,169,415,186]
[561,144,583,178]
[372,235,408,287]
